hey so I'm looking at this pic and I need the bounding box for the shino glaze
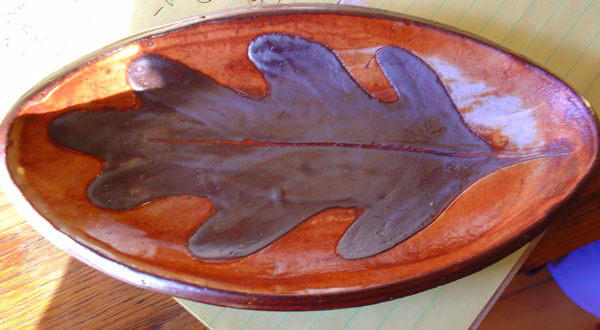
[0,5,597,310]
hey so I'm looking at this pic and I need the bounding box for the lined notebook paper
[129,0,600,114]
[2,1,597,329]
[124,1,598,329]
[175,246,528,330]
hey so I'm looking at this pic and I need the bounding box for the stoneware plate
[1,4,598,310]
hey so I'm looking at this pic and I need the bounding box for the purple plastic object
[548,240,600,317]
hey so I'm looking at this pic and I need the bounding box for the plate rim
[1,3,598,311]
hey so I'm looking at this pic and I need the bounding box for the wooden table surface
[1,163,599,328]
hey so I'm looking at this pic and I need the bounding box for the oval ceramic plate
[0,5,598,310]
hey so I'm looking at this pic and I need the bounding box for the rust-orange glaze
[1,6,597,310]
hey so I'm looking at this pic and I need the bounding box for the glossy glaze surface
[50,34,565,260]
[1,6,597,310]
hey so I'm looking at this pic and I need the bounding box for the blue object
[548,239,600,318]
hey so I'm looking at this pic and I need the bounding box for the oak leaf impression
[49,34,558,260]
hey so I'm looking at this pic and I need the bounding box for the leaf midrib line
[148,138,552,159]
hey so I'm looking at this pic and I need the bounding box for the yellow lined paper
[176,247,526,330]
[129,0,600,112]
[121,1,600,329]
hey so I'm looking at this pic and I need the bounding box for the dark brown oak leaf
[48,33,563,260]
